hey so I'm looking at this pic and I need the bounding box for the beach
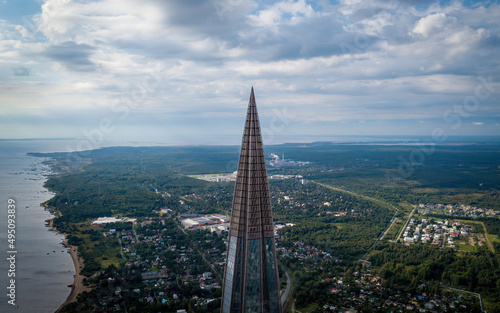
[56,243,91,311]
[45,214,91,311]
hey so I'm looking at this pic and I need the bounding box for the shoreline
[55,240,91,312]
[38,156,92,311]
[43,209,91,311]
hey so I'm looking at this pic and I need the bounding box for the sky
[0,0,499,145]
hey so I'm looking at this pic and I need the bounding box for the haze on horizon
[1,0,499,146]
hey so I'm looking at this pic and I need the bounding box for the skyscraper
[221,88,282,313]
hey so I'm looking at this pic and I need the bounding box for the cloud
[11,67,30,76]
[412,13,456,38]
[43,41,97,71]
[410,12,490,63]
[15,24,36,39]
[248,0,316,28]
[1,0,499,141]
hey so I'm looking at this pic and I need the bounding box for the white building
[92,217,125,225]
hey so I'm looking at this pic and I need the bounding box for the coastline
[56,241,91,311]
[43,216,91,312]
[42,201,91,310]
[38,154,93,311]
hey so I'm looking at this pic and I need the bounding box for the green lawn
[456,244,478,253]
[486,233,499,253]
[332,223,344,229]
[101,257,120,269]
[488,233,500,243]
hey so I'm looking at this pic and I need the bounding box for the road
[281,268,291,306]
[379,216,397,240]
[279,261,296,312]
[117,235,124,258]
[132,221,139,242]
[396,206,416,242]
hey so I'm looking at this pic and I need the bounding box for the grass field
[385,218,403,241]
[486,234,499,253]
[456,243,478,253]
[487,233,500,243]
[295,302,320,313]
[101,257,120,269]
[397,202,414,212]
[332,223,344,229]
[411,188,440,194]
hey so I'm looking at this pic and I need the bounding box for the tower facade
[221,88,282,313]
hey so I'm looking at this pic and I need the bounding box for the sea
[0,135,498,313]
[0,140,78,313]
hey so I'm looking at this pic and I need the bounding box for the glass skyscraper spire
[221,88,282,313]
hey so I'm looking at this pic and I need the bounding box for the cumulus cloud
[249,0,316,28]
[412,13,455,38]
[411,12,490,61]
[0,0,499,140]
